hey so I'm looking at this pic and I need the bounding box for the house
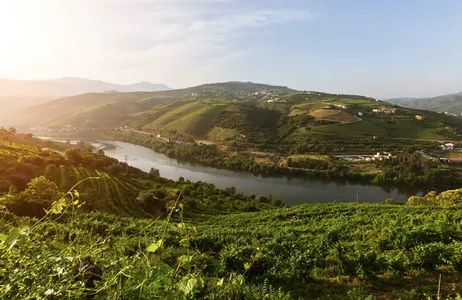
[441,143,455,151]
[373,106,397,114]
[415,115,425,120]
[373,152,392,161]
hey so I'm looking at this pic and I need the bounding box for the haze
[1,0,462,98]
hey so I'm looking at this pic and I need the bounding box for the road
[42,148,65,156]
[311,131,459,144]
[124,129,216,145]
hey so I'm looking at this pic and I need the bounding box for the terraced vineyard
[47,165,148,217]
[3,202,462,299]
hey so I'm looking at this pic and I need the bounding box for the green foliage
[1,176,63,217]
[3,203,462,298]
[374,150,456,187]
[407,188,462,207]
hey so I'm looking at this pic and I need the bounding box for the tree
[2,176,63,217]
[149,168,160,179]
[8,127,17,134]
[65,148,83,164]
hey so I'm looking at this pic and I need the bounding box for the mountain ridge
[385,92,462,114]
[0,77,171,97]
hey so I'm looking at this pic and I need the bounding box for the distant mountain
[385,93,462,114]
[0,81,293,128]
[0,77,171,97]
[0,77,171,118]
[385,97,419,105]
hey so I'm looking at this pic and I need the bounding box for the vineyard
[2,135,462,298]
[3,202,462,299]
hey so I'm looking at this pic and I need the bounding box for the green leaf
[147,239,163,253]
[6,227,20,250]
[217,278,224,287]
[0,204,6,210]
[178,255,193,264]
[179,238,190,247]
[73,190,80,198]
[0,233,7,243]
[178,275,197,296]
[243,262,251,270]
[50,199,67,215]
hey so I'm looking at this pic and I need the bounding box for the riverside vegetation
[3,131,462,298]
[10,82,462,190]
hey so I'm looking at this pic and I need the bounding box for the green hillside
[0,134,272,217]
[4,197,462,298]
[6,82,462,144]
[3,134,462,298]
[387,92,462,114]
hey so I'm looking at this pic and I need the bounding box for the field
[207,127,239,141]
[311,120,387,136]
[310,109,358,123]
[3,202,462,299]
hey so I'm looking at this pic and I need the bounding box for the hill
[0,77,171,97]
[7,82,462,144]
[2,135,462,298]
[3,196,462,298]
[386,92,462,115]
[0,77,171,119]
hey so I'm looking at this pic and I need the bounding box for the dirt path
[42,148,65,156]
[310,131,459,143]
[125,129,216,145]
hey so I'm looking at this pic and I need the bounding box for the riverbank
[39,137,422,204]
[107,129,458,192]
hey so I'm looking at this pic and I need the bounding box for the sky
[0,0,461,98]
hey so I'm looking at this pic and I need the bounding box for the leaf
[178,255,193,264]
[0,233,7,243]
[179,238,190,247]
[73,190,80,198]
[50,199,67,215]
[6,227,20,250]
[178,275,197,296]
[147,239,163,253]
[217,278,224,287]
[0,204,6,210]
[243,262,251,270]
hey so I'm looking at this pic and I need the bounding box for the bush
[2,176,63,217]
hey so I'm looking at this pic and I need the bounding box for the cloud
[0,0,313,87]
[90,0,314,85]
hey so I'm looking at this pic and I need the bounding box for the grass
[288,154,330,161]
[144,101,207,129]
[163,105,224,136]
[207,127,239,141]
[4,203,462,299]
[310,109,358,123]
[311,120,387,136]
[310,109,342,119]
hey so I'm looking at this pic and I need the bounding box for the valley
[3,82,462,298]
[10,81,462,191]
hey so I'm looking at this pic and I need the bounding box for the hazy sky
[0,0,461,98]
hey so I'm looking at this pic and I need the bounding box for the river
[40,138,421,205]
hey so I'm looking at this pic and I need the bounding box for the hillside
[3,134,462,298]
[386,92,462,115]
[0,77,171,119]
[4,196,462,298]
[6,82,462,145]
